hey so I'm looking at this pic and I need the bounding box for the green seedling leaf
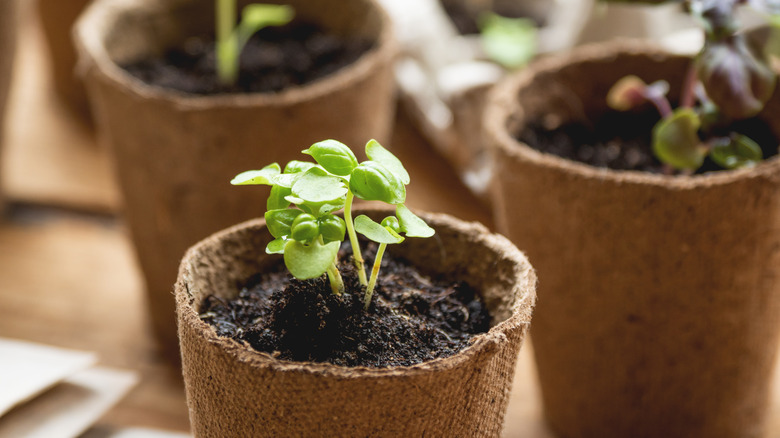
[284,239,340,280]
[479,12,537,69]
[273,172,299,188]
[319,214,346,243]
[349,161,406,204]
[354,215,404,244]
[380,216,401,234]
[267,185,292,211]
[710,134,763,169]
[290,213,319,242]
[284,160,316,174]
[607,75,648,111]
[265,208,302,239]
[303,139,359,176]
[396,205,435,238]
[266,237,287,254]
[652,108,707,170]
[231,163,281,185]
[236,4,294,49]
[291,167,348,203]
[365,139,410,184]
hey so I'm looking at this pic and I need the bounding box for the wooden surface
[1,4,779,438]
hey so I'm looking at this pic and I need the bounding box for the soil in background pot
[200,242,491,367]
[123,21,373,95]
[517,108,779,174]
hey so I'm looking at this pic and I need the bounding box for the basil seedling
[215,0,294,85]
[232,139,435,308]
[606,0,779,173]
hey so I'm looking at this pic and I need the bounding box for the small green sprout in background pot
[231,139,435,309]
[606,0,780,173]
[215,0,294,85]
[478,11,537,69]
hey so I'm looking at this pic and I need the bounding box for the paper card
[0,367,139,438]
[0,338,97,416]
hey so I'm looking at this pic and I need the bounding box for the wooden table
[1,4,777,437]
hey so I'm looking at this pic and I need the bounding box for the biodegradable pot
[485,42,780,438]
[38,0,92,116]
[0,0,17,210]
[175,208,537,437]
[75,0,397,355]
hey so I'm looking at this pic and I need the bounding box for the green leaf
[479,12,537,69]
[273,173,299,188]
[290,213,319,242]
[231,163,281,185]
[354,215,404,244]
[710,134,763,169]
[365,139,410,185]
[349,161,406,204]
[380,216,401,234]
[266,237,287,255]
[396,205,435,238]
[284,160,316,174]
[607,75,648,111]
[652,108,707,170]
[236,4,294,49]
[265,209,302,239]
[284,239,339,280]
[303,139,359,176]
[292,167,349,203]
[267,185,292,211]
[319,214,346,243]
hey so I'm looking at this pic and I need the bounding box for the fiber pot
[38,0,92,116]
[75,0,396,354]
[0,0,17,211]
[485,42,780,438]
[175,208,536,437]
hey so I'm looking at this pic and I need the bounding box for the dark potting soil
[440,0,545,35]
[122,22,373,95]
[199,242,491,368]
[517,109,779,174]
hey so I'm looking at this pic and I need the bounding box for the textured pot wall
[0,0,17,210]
[176,209,536,437]
[38,0,92,116]
[75,0,397,355]
[486,43,780,438]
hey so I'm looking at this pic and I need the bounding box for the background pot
[0,0,17,211]
[175,208,536,437]
[75,0,397,356]
[38,0,92,117]
[486,43,780,438]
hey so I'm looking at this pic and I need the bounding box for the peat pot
[0,0,17,211]
[486,42,780,438]
[74,0,397,354]
[175,208,537,437]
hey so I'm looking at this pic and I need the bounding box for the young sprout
[606,0,780,173]
[215,0,294,85]
[478,12,537,69]
[231,139,435,309]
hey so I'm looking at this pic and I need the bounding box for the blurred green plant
[606,0,780,172]
[232,139,434,309]
[215,0,294,85]
[479,12,537,69]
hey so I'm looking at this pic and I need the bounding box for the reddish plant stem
[680,62,698,109]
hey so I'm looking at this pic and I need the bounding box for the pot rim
[74,0,397,109]
[176,206,536,378]
[485,40,780,190]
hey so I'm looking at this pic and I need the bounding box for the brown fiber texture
[486,41,780,438]
[38,0,92,116]
[0,0,17,211]
[175,208,537,437]
[75,0,397,355]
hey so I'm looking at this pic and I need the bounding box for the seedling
[231,139,435,309]
[215,0,294,85]
[607,0,780,173]
[479,12,537,69]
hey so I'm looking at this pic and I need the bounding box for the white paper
[0,367,139,438]
[0,338,97,416]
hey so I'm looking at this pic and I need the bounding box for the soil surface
[440,0,544,35]
[517,109,779,174]
[123,21,373,95]
[199,242,491,367]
